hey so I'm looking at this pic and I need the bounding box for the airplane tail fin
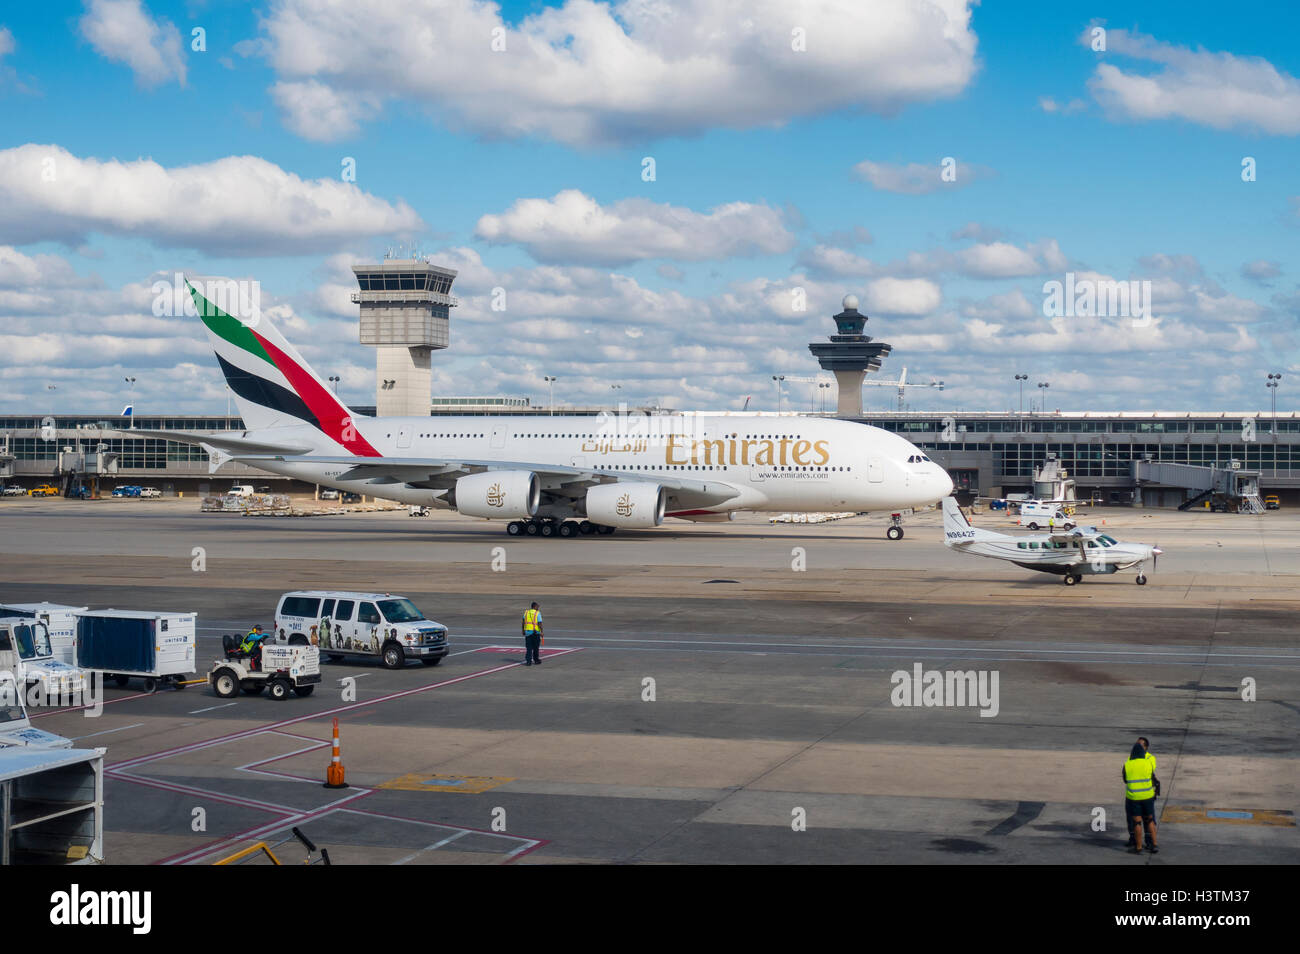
[187,278,379,456]
[941,496,999,545]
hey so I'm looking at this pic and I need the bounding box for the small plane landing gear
[886,513,904,541]
[1063,573,1082,586]
[1136,574,1147,585]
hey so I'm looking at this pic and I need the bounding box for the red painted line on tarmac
[111,661,524,771]
[154,789,374,866]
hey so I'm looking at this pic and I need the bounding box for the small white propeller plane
[941,497,1161,586]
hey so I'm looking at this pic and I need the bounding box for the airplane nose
[934,466,954,497]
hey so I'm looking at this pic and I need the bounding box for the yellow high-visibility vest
[1124,757,1155,801]
[523,609,541,633]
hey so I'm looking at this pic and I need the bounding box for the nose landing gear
[886,513,905,541]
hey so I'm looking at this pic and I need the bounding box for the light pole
[772,375,785,413]
[1267,373,1282,476]
[611,383,622,408]
[818,381,831,414]
[1015,374,1027,421]
[328,375,340,394]
[1037,381,1050,414]
[543,376,557,416]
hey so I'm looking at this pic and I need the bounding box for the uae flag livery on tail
[187,279,381,457]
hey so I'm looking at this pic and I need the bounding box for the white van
[273,591,450,670]
[1016,501,1076,530]
[228,484,255,497]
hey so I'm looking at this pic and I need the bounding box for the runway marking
[72,722,144,741]
[110,660,524,772]
[189,702,237,714]
[1162,806,1295,827]
[378,772,515,794]
[393,830,469,864]
[449,632,1300,662]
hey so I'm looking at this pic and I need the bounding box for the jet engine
[585,482,665,528]
[455,471,539,519]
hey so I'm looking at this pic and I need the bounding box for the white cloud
[259,0,979,146]
[1037,95,1086,114]
[0,144,424,255]
[853,158,992,195]
[474,190,794,265]
[1241,260,1281,285]
[1084,27,1300,134]
[959,239,1066,278]
[0,26,14,58]
[78,0,186,88]
[796,244,877,279]
[864,277,942,316]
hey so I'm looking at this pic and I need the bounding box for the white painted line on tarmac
[393,830,469,865]
[73,722,144,740]
[449,632,1298,661]
[189,702,237,714]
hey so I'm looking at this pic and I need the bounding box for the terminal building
[1,290,1294,506]
[3,410,1296,506]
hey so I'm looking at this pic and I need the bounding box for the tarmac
[0,497,1296,864]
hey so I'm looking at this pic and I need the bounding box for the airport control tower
[351,257,458,417]
[808,294,892,418]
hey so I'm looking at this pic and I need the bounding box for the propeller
[1151,544,1161,571]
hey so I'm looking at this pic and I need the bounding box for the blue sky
[1,0,1297,416]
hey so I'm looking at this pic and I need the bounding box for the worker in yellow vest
[522,602,543,667]
[1122,741,1159,854]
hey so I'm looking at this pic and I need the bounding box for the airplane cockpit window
[1098,535,1118,546]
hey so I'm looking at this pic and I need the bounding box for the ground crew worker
[522,602,543,666]
[1122,741,1159,854]
[1126,737,1161,848]
[240,624,267,670]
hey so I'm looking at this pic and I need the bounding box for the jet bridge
[1132,460,1262,511]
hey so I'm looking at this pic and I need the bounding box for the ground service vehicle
[0,602,86,665]
[75,610,196,691]
[1265,495,1280,510]
[139,487,161,498]
[30,485,58,497]
[2,486,26,497]
[274,591,450,669]
[210,641,321,700]
[1016,501,1076,530]
[0,618,89,700]
[0,672,74,749]
[228,484,255,497]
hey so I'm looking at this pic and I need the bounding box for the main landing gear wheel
[540,521,556,537]
[525,520,540,536]
[507,521,525,536]
[1063,573,1081,586]
[1136,574,1148,585]
[579,521,595,535]
[887,526,904,541]
[558,521,577,538]
[596,524,616,535]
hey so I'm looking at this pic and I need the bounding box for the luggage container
[75,610,196,692]
[0,602,87,665]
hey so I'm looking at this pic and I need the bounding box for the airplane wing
[232,454,743,508]
[100,429,315,456]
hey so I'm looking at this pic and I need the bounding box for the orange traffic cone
[324,717,348,789]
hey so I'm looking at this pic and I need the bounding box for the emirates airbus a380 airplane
[128,282,953,539]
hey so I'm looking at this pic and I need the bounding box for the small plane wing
[231,453,743,507]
